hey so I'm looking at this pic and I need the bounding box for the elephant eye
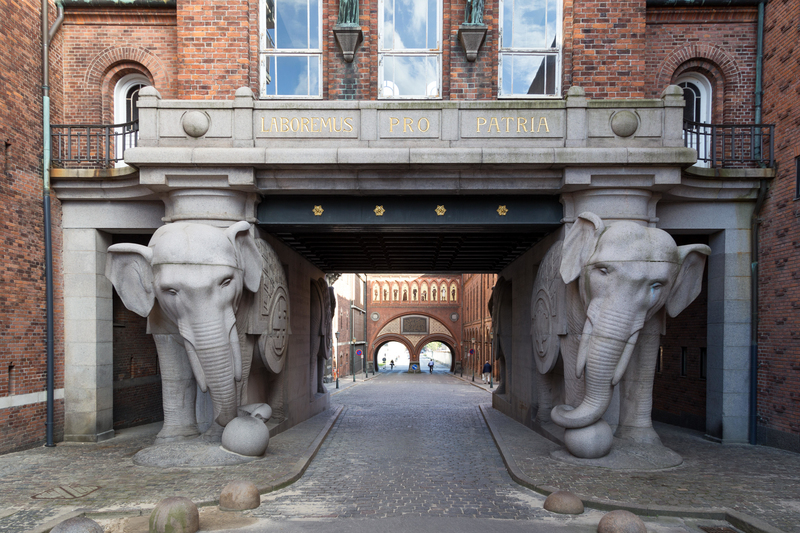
[220,278,233,288]
[651,282,663,291]
[595,265,610,275]
[164,288,178,295]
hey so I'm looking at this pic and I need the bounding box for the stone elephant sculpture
[106,221,290,443]
[531,212,710,458]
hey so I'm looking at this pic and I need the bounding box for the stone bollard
[597,509,647,533]
[219,480,261,510]
[51,516,104,533]
[543,490,584,514]
[149,496,200,533]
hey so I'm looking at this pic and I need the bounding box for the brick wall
[757,0,800,452]
[177,0,249,99]
[0,0,65,454]
[60,7,178,124]
[568,0,646,98]
[644,7,757,123]
[462,273,495,377]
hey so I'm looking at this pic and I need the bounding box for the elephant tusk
[575,319,593,379]
[229,324,243,382]
[184,342,209,392]
[612,330,640,386]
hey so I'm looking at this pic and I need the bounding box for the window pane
[392,0,432,50]
[309,0,319,49]
[383,0,395,48]
[514,0,547,49]
[276,0,310,49]
[382,55,439,97]
[502,0,513,48]
[501,54,557,95]
[265,55,320,96]
[546,0,557,47]
[265,0,276,48]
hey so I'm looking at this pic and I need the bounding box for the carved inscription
[256,111,359,138]
[461,110,564,138]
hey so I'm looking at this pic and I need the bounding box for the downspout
[749,0,766,446]
[42,0,64,448]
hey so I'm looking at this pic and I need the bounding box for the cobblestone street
[253,370,552,521]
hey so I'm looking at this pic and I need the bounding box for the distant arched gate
[371,313,459,372]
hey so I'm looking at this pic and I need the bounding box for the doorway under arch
[418,340,454,373]
[376,340,412,372]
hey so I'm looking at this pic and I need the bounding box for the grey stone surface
[610,111,638,138]
[149,497,199,533]
[50,516,104,533]
[596,510,646,533]
[133,439,261,467]
[563,421,613,459]
[219,481,261,511]
[106,221,293,447]
[221,417,270,457]
[544,491,585,515]
[181,111,210,138]
[532,213,710,462]
[551,438,683,470]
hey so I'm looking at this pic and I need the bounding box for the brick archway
[413,334,457,372]
[370,311,460,372]
[656,44,742,123]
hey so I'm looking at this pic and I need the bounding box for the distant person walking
[389,360,394,370]
[428,360,434,373]
[482,361,492,383]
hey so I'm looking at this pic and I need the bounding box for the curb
[451,372,495,392]
[35,406,345,533]
[478,405,786,533]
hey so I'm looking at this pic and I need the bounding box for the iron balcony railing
[683,120,774,169]
[51,120,139,168]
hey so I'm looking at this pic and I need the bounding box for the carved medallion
[252,238,291,374]
[435,205,446,216]
[497,205,508,216]
[531,243,565,374]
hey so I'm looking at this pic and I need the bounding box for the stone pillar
[706,229,752,443]
[63,229,114,442]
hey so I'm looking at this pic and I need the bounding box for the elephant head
[550,212,710,429]
[106,221,262,427]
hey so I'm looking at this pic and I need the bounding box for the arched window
[114,73,150,164]
[677,73,712,167]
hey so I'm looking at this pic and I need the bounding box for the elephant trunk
[551,306,643,429]
[182,319,239,427]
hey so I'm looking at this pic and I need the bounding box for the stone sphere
[597,510,647,533]
[543,490,584,514]
[610,110,639,138]
[149,497,199,533]
[221,416,270,457]
[51,516,104,533]
[219,480,261,510]
[181,111,210,138]
[564,419,614,459]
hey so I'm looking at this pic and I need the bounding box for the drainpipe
[42,0,63,448]
[749,0,766,446]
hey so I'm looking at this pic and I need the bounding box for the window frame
[497,0,563,98]
[258,0,323,99]
[377,0,443,100]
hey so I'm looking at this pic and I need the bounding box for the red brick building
[2,0,797,454]
[366,275,462,372]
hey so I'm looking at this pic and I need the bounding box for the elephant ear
[560,212,605,284]
[105,243,155,318]
[666,243,711,318]
[226,221,262,293]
